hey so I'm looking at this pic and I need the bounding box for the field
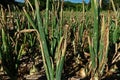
[0,0,120,80]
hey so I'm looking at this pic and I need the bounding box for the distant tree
[100,0,109,10]
[87,0,91,10]
[0,0,47,10]
[25,0,48,10]
[87,0,109,10]
[63,1,83,11]
[0,0,16,8]
[101,0,120,10]
[113,0,120,9]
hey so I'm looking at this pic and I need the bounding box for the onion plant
[0,4,37,79]
[88,0,120,79]
[23,0,67,80]
[0,7,18,79]
[88,0,109,79]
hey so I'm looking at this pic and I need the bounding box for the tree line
[0,0,120,11]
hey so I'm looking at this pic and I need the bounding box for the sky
[15,0,90,3]
[64,0,90,3]
[15,0,24,3]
